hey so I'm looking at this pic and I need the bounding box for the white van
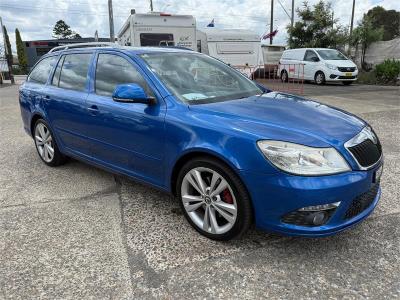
[196,28,263,69]
[118,10,196,50]
[279,48,358,85]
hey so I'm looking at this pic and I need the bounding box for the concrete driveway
[0,82,399,299]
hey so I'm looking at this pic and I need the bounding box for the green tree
[351,15,383,69]
[15,28,28,73]
[2,25,14,83]
[52,20,81,39]
[367,6,400,41]
[287,1,348,49]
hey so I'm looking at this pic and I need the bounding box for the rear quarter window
[27,56,57,84]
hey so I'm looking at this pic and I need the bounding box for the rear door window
[27,56,57,84]
[95,53,154,97]
[57,53,92,91]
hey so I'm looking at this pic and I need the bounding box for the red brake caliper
[221,188,233,204]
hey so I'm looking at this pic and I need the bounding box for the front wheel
[314,71,326,85]
[177,157,253,240]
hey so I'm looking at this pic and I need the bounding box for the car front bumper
[239,161,382,237]
[327,70,359,81]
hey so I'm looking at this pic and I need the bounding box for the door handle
[87,105,99,115]
[42,95,50,101]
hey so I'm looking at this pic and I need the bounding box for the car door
[42,52,93,156]
[85,52,166,186]
[22,56,58,120]
[303,50,320,80]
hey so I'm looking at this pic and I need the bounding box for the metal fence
[233,64,305,95]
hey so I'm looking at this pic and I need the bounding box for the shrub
[374,59,400,84]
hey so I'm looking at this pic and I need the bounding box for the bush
[374,59,400,84]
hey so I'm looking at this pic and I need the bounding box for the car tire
[314,71,326,85]
[33,119,67,167]
[342,81,353,85]
[281,70,288,83]
[176,157,253,241]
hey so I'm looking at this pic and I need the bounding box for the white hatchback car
[278,48,358,85]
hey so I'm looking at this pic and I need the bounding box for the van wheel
[281,70,288,82]
[342,81,353,85]
[314,71,325,85]
[176,157,253,241]
[34,119,67,167]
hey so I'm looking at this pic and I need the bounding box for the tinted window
[304,50,319,62]
[140,33,174,47]
[28,56,57,84]
[58,54,92,91]
[95,54,153,97]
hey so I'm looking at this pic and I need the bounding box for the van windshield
[317,49,348,60]
[139,52,262,104]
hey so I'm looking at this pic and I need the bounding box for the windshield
[317,49,348,60]
[139,52,262,104]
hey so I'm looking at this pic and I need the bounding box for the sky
[1,0,399,53]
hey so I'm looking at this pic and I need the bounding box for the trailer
[118,10,197,50]
[196,28,264,69]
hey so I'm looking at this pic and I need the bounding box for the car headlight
[325,63,337,70]
[257,140,350,175]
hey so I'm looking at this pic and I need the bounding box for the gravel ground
[0,81,399,299]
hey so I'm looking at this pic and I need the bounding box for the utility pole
[108,0,115,42]
[291,0,294,28]
[150,0,154,12]
[270,0,274,45]
[350,0,355,37]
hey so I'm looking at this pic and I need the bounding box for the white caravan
[118,10,197,50]
[196,28,263,69]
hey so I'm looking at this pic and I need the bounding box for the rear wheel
[342,81,353,85]
[281,70,288,82]
[34,119,67,167]
[314,71,326,85]
[177,157,253,240]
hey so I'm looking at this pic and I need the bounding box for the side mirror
[112,83,155,105]
[311,56,320,62]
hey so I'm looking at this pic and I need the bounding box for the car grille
[344,182,379,220]
[338,67,356,72]
[348,139,382,168]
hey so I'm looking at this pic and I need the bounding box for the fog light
[281,202,340,227]
[307,212,327,226]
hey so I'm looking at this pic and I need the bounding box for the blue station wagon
[19,43,383,240]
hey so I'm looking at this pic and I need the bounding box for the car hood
[324,59,356,67]
[189,92,365,148]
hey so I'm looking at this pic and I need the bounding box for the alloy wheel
[181,167,238,235]
[34,123,55,163]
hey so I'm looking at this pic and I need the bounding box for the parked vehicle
[19,43,383,240]
[118,10,197,50]
[196,28,263,70]
[278,48,358,85]
[262,44,285,71]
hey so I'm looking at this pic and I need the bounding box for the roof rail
[48,42,119,53]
